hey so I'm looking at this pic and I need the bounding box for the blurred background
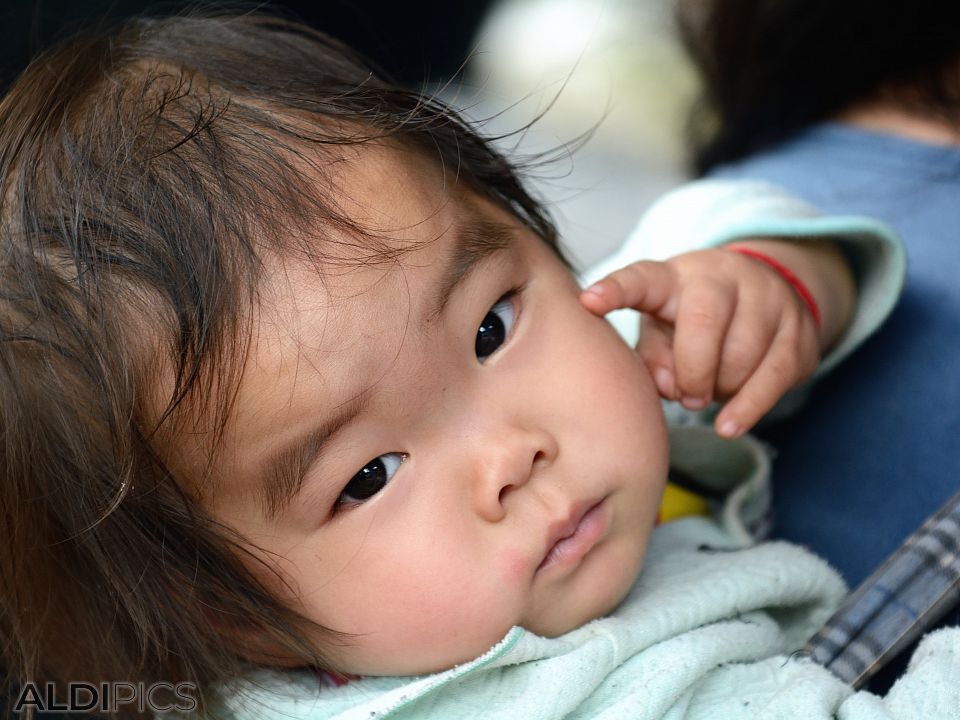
[459,0,698,269]
[0,0,698,273]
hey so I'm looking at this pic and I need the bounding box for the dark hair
[679,0,960,174]
[0,12,561,718]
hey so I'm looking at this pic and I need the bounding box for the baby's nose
[470,426,556,523]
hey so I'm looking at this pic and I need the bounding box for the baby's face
[200,144,669,675]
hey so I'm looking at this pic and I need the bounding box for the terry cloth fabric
[806,489,960,688]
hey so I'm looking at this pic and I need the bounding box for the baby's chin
[526,592,632,639]
[523,537,650,638]
[523,571,642,639]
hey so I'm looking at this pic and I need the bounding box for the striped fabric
[803,489,960,688]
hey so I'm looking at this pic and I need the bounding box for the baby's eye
[339,452,406,506]
[475,293,517,363]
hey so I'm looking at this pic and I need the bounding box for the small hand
[579,248,821,438]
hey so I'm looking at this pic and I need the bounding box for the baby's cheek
[498,547,531,586]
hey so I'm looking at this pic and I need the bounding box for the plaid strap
[803,489,960,689]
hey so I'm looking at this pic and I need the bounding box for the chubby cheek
[307,523,522,675]
[565,314,661,423]
[498,546,532,586]
[602,329,658,396]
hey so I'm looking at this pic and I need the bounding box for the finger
[671,279,736,409]
[714,319,814,437]
[712,271,800,400]
[636,320,676,399]
[579,261,679,318]
[713,313,780,400]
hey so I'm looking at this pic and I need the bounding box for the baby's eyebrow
[424,214,515,324]
[257,391,370,521]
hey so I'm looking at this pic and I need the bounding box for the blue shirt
[714,123,960,585]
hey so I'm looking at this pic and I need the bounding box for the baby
[3,12,952,720]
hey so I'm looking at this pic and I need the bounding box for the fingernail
[718,420,740,438]
[653,367,674,397]
[681,396,708,411]
[581,283,605,297]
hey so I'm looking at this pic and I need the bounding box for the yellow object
[658,482,710,523]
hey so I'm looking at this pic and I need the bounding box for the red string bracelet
[725,246,822,328]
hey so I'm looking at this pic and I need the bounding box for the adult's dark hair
[0,12,560,719]
[679,0,960,174]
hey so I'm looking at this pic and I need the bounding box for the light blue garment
[713,123,960,587]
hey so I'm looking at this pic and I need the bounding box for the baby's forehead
[255,194,516,349]
[257,141,521,325]
[152,144,461,486]
[322,142,456,235]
